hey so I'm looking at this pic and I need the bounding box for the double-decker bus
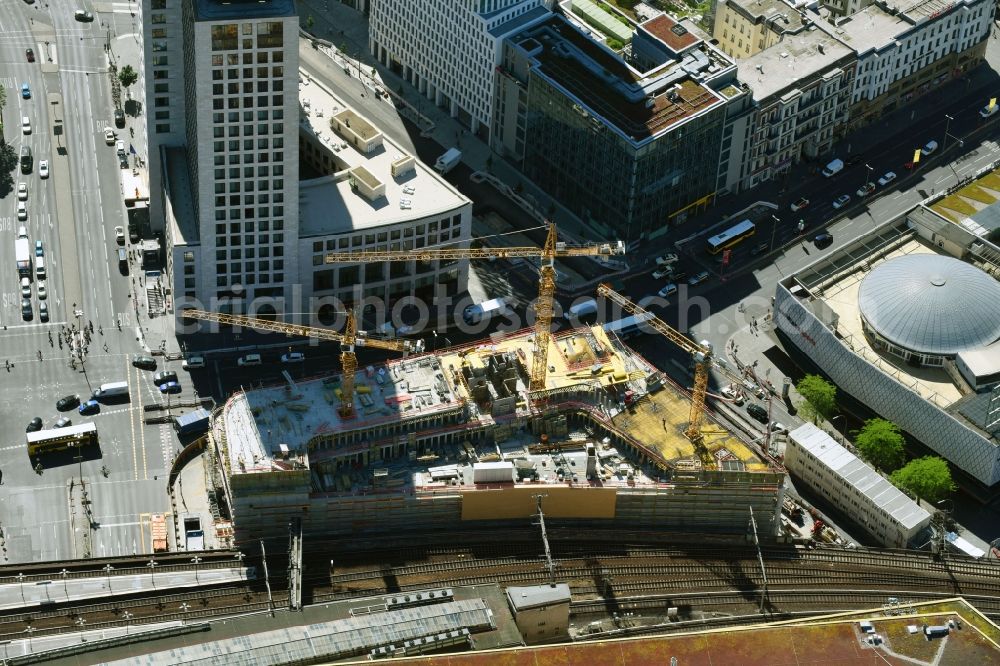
[26,422,98,457]
[602,312,655,340]
[706,219,756,254]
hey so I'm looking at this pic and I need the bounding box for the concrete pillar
[449,99,459,118]
[471,117,480,135]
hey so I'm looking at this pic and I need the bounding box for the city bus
[706,219,756,254]
[26,422,98,457]
[603,312,655,340]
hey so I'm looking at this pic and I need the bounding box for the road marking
[128,360,139,480]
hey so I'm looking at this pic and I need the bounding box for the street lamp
[864,164,873,190]
[191,555,203,584]
[770,215,780,251]
[147,558,158,590]
[103,564,115,592]
[60,569,70,600]
[122,610,133,636]
[942,114,954,152]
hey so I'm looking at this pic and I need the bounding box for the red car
[26,48,35,63]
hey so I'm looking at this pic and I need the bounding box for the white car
[655,253,679,266]
[652,267,673,280]
[877,171,897,186]
[657,283,678,298]
[37,280,47,300]
[17,201,27,221]
[17,183,27,201]
[920,140,938,156]
[20,277,31,298]
[281,352,305,363]
[115,140,125,155]
[832,194,851,209]
[115,226,126,245]
[21,116,31,135]
[39,160,49,178]
[980,104,998,118]
[104,128,115,144]
[720,385,744,405]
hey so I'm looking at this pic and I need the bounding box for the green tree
[0,143,16,194]
[853,418,905,471]
[305,15,314,29]
[795,374,837,423]
[118,65,138,90]
[890,456,955,504]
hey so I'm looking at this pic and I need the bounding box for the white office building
[368,0,550,141]
[785,424,931,548]
[838,0,994,126]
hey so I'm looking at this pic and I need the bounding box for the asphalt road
[0,3,185,565]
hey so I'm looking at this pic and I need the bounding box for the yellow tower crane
[181,309,424,418]
[596,284,745,442]
[324,222,624,392]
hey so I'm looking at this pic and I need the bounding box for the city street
[0,2,184,564]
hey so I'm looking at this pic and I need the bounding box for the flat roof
[507,584,571,611]
[738,26,852,102]
[521,16,724,141]
[193,0,296,21]
[789,423,931,530]
[296,73,469,236]
[835,5,910,55]
[641,14,700,53]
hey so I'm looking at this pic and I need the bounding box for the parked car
[182,356,205,370]
[687,271,710,286]
[814,232,834,247]
[877,171,897,186]
[115,226,126,245]
[54,417,72,428]
[38,301,48,322]
[17,201,27,221]
[21,116,31,135]
[36,280,46,300]
[652,267,673,280]
[26,417,43,433]
[21,299,32,321]
[832,194,851,209]
[720,385,744,405]
[159,381,182,395]
[34,240,43,256]
[132,355,157,371]
[78,399,100,416]
[153,371,178,385]
[655,253,679,266]
[74,9,94,21]
[104,128,115,145]
[920,140,938,156]
[790,197,810,212]
[57,395,81,411]
[114,108,126,128]
[746,403,769,423]
[281,352,305,363]
[980,104,998,118]
[769,421,789,434]
[237,354,262,367]
[118,152,129,169]
[856,182,875,197]
[657,283,678,298]
[20,277,31,299]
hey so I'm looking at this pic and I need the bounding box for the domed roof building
[858,254,1000,366]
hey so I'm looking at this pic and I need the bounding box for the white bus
[27,422,98,457]
[706,219,756,254]
[602,312,655,340]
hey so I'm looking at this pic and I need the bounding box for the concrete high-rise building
[143,0,300,312]
[368,0,551,141]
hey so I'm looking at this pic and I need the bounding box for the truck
[821,158,844,177]
[184,517,204,551]
[92,381,129,400]
[15,238,32,277]
[463,297,511,325]
[174,408,211,437]
[434,147,462,174]
[150,513,168,553]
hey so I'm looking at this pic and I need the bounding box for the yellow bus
[706,219,756,254]
[26,422,98,457]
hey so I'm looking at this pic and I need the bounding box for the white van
[92,381,129,400]
[182,356,205,370]
[564,298,598,320]
[35,257,46,280]
[237,353,261,366]
[821,158,844,177]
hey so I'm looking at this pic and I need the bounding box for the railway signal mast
[180,309,423,418]
[324,222,625,392]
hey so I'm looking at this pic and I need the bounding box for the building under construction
[210,325,785,543]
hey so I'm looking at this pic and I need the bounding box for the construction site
[201,315,784,544]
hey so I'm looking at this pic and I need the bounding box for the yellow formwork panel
[461,485,617,521]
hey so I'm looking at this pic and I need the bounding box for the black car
[814,232,834,248]
[846,155,863,167]
[119,152,129,169]
[56,394,81,411]
[26,417,43,433]
[153,370,178,386]
[132,355,157,371]
[750,242,770,256]
[746,403,769,423]
[114,108,126,128]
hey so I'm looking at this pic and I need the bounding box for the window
[258,22,284,48]
[155,123,170,133]
[211,24,238,51]
[151,13,166,24]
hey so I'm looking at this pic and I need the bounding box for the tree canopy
[854,418,905,471]
[890,456,955,504]
[118,65,138,89]
[795,374,837,423]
